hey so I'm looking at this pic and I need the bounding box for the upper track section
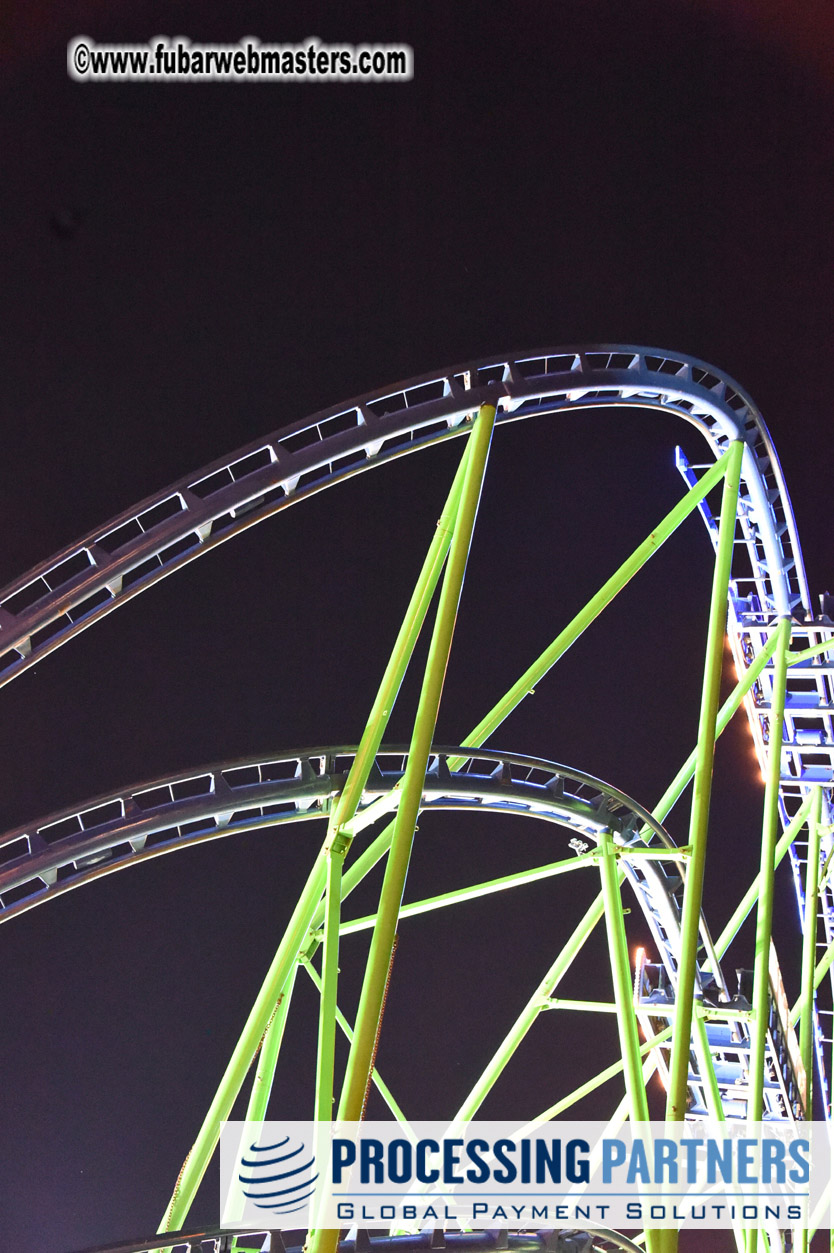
[0,346,811,686]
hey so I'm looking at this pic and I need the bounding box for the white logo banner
[220,1120,832,1232]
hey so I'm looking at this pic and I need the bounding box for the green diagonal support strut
[339,849,599,933]
[308,442,477,1124]
[326,436,474,840]
[157,413,477,1239]
[314,839,347,1123]
[648,628,782,829]
[659,439,742,1253]
[336,402,496,1125]
[447,445,735,771]
[452,890,607,1122]
[798,786,823,1101]
[308,402,496,1253]
[157,844,330,1241]
[747,616,792,1127]
[597,826,652,1123]
[797,789,823,1253]
[308,440,739,852]
[664,439,744,1133]
[245,961,298,1123]
[706,794,814,974]
[302,960,410,1125]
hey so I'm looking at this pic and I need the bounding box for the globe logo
[238,1134,319,1215]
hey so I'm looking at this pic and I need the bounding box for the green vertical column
[157,846,329,1240]
[335,402,496,1129]
[796,789,823,1253]
[245,962,298,1122]
[156,434,476,1238]
[745,616,791,1253]
[598,829,651,1123]
[799,787,823,1113]
[660,439,743,1253]
[453,891,606,1121]
[664,439,744,1123]
[598,830,660,1253]
[307,401,496,1253]
[747,615,791,1125]
[314,834,348,1122]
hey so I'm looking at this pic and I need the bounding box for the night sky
[1,4,833,1251]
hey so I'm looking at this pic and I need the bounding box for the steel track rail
[0,745,797,1119]
[0,746,673,925]
[68,1224,643,1253]
[2,345,829,829]
[1,345,829,1123]
[0,346,807,684]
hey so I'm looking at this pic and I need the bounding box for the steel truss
[2,347,832,1253]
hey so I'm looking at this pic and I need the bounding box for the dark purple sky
[0,3,832,1251]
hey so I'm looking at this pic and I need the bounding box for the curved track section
[0,746,801,1120]
[2,344,831,1107]
[0,746,673,925]
[0,346,807,682]
[70,1224,645,1253]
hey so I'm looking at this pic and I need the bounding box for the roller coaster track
[0,742,804,1125]
[3,346,832,1252]
[70,1223,645,1253]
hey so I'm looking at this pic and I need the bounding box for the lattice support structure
[2,346,832,1253]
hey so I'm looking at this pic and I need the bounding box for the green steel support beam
[326,439,472,842]
[691,1013,726,1120]
[792,928,834,1027]
[244,961,298,1122]
[452,890,607,1122]
[339,844,691,937]
[229,964,300,1252]
[302,960,409,1125]
[664,439,744,1132]
[305,404,495,1253]
[294,446,746,1190]
[339,849,599,933]
[524,1024,675,1129]
[648,629,782,829]
[797,788,823,1251]
[598,828,661,1253]
[340,446,744,1158]
[157,415,479,1238]
[314,839,346,1123]
[598,827,652,1124]
[330,444,740,898]
[309,435,477,1121]
[747,617,792,1127]
[333,401,496,1135]
[746,617,791,1253]
[447,447,735,771]
[313,823,396,928]
[799,787,823,1111]
[707,793,814,974]
[158,844,330,1239]
[787,637,834,667]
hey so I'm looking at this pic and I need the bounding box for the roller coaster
[2,347,832,1253]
